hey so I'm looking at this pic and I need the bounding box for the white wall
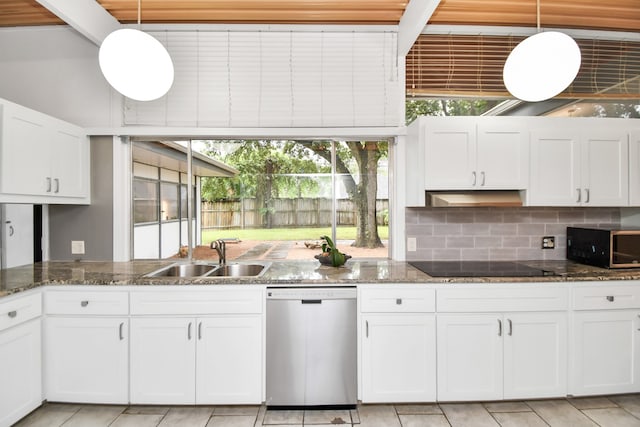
[0,26,118,127]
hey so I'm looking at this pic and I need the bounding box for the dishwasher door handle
[301,299,322,304]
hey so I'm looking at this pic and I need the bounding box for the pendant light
[99,0,174,101]
[502,0,581,102]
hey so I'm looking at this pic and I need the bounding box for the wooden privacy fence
[201,198,389,229]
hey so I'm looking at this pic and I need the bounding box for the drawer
[45,290,129,315]
[437,286,568,312]
[573,284,640,310]
[360,288,435,313]
[130,288,264,315]
[0,292,42,332]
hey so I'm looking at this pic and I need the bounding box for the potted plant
[315,235,351,267]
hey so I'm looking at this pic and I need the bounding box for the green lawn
[202,226,388,242]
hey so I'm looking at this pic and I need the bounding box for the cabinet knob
[606,296,615,302]
[396,298,402,305]
[80,300,89,307]
[7,310,17,318]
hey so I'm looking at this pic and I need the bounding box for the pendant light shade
[99,29,174,101]
[503,31,581,102]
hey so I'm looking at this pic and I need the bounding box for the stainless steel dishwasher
[266,287,357,408]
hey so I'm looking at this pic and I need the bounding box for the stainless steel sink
[208,263,268,277]
[145,263,217,278]
[144,262,269,278]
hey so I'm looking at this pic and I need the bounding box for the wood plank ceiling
[1,0,639,99]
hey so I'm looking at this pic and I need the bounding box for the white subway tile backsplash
[461,248,489,260]
[517,223,546,236]
[462,223,491,236]
[406,207,620,261]
[434,224,463,236]
[490,224,518,236]
[446,236,474,248]
[475,236,502,248]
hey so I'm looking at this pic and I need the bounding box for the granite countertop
[2,259,640,298]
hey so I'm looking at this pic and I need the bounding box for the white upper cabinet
[0,98,89,204]
[422,116,528,190]
[476,117,529,189]
[529,119,628,206]
[423,117,477,189]
[629,130,640,206]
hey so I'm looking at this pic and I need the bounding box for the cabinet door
[477,119,528,189]
[196,316,262,404]
[45,317,128,404]
[630,131,640,206]
[424,117,477,189]
[0,102,50,196]
[130,317,196,404]
[0,319,41,427]
[50,122,88,198]
[582,131,628,206]
[503,312,567,399]
[529,129,581,206]
[571,310,640,396]
[361,314,436,403]
[436,314,502,401]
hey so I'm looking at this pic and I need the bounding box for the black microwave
[567,227,640,268]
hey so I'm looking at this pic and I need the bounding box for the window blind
[124,30,400,128]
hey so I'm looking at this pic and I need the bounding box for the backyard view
[193,139,389,261]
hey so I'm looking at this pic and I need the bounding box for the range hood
[426,191,524,207]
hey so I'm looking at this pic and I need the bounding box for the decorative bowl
[315,253,352,267]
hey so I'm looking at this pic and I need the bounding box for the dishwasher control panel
[266,287,356,300]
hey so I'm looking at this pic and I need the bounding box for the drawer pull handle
[366,320,369,338]
[188,322,192,340]
[396,298,402,305]
[80,300,89,307]
[498,319,502,337]
[119,322,124,341]
[8,311,17,318]
[198,322,202,340]
[508,319,513,336]
[606,296,615,302]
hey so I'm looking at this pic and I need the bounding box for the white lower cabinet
[359,286,436,402]
[571,310,640,396]
[361,314,436,402]
[436,286,568,402]
[570,282,640,396]
[0,318,42,427]
[437,312,567,401]
[129,315,262,405]
[437,313,503,401]
[45,317,129,404]
[130,317,196,404]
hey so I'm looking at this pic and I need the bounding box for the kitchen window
[194,139,389,261]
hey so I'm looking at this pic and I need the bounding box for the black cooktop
[409,261,557,277]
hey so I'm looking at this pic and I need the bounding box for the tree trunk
[347,141,383,249]
[306,141,383,249]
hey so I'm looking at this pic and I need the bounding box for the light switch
[71,240,85,255]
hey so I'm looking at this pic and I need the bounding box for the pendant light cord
[137,0,141,28]
[536,0,540,32]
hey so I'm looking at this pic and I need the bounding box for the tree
[405,99,501,124]
[303,141,387,249]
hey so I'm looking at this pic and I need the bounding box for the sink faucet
[211,239,226,265]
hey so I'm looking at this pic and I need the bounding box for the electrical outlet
[71,240,85,255]
[542,236,555,249]
[407,237,417,252]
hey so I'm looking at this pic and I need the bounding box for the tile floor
[13,394,640,427]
